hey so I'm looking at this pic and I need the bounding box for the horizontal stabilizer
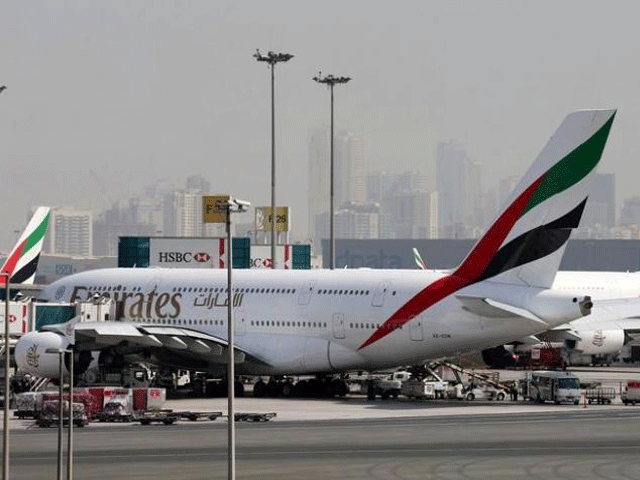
[456,294,549,327]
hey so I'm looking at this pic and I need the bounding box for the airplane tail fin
[1,207,51,284]
[413,248,427,270]
[453,109,616,288]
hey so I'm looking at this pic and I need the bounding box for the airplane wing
[41,320,268,366]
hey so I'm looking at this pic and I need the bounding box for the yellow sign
[202,195,230,223]
[255,206,290,232]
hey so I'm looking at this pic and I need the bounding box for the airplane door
[298,281,317,305]
[235,309,246,336]
[410,315,424,341]
[371,281,390,307]
[332,313,345,339]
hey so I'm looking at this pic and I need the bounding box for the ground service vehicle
[36,401,88,428]
[367,374,404,400]
[621,381,640,405]
[401,379,448,399]
[529,371,581,405]
[97,401,133,422]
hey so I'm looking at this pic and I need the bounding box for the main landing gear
[252,376,348,398]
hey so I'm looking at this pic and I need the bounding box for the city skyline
[2,1,637,249]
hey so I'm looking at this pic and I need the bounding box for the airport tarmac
[8,408,640,479]
[4,367,640,479]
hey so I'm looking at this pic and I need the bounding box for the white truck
[528,371,581,405]
[621,380,640,405]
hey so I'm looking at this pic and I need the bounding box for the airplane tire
[253,380,267,398]
[281,382,293,398]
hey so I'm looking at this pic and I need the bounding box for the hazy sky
[1,1,638,249]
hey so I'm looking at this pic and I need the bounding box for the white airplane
[481,271,640,367]
[1,207,51,285]
[16,110,621,390]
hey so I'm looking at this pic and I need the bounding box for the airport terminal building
[322,239,640,271]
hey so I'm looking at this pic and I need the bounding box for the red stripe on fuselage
[358,175,545,350]
[0,239,27,282]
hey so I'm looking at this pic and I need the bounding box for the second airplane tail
[1,207,51,284]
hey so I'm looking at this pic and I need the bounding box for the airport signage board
[249,245,310,269]
[250,245,286,269]
[255,206,290,232]
[150,238,219,268]
[202,195,230,223]
[0,303,31,335]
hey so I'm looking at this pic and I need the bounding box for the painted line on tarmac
[13,443,640,462]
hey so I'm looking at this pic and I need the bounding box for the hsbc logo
[193,252,210,263]
[158,252,211,263]
[250,258,273,268]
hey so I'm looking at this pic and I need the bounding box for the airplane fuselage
[40,267,598,374]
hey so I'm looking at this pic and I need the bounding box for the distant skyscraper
[436,140,469,238]
[620,196,640,226]
[583,173,616,228]
[186,174,212,193]
[308,128,366,249]
[335,203,380,240]
[162,175,227,238]
[44,207,93,256]
[308,128,330,247]
[335,131,366,207]
[366,171,390,204]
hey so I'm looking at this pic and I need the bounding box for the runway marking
[13,443,640,461]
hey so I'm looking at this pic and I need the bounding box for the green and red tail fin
[359,110,615,351]
[454,109,616,288]
[1,207,51,284]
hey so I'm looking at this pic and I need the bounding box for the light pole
[66,347,73,480]
[1,84,9,480]
[253,49,293,269]
[2,272,9,480]
[224,197,249,480]
[313,73,351,270]
[45,347,74,480]
[45,348,66,480]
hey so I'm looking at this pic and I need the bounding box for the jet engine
[14,331,92,379]
[481,345,517,368]
[567,329,625,356]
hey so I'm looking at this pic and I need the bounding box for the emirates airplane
[483,270,640,367]
[16,110,622,390]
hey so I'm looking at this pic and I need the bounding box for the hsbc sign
[157,252,211,263]
[150,239,217,269]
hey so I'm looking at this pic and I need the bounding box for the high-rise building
[162,175,227,238]
[620,196,640,226]
[583,173,616,228]
[44,207,93,256]
[93,198,162,256]
[436,140,468,238]
[308,128,366,249]
[335,203,380,240]
[308,128,330,248]
[335,131,366,207]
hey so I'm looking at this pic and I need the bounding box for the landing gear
[252,376,349,398]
